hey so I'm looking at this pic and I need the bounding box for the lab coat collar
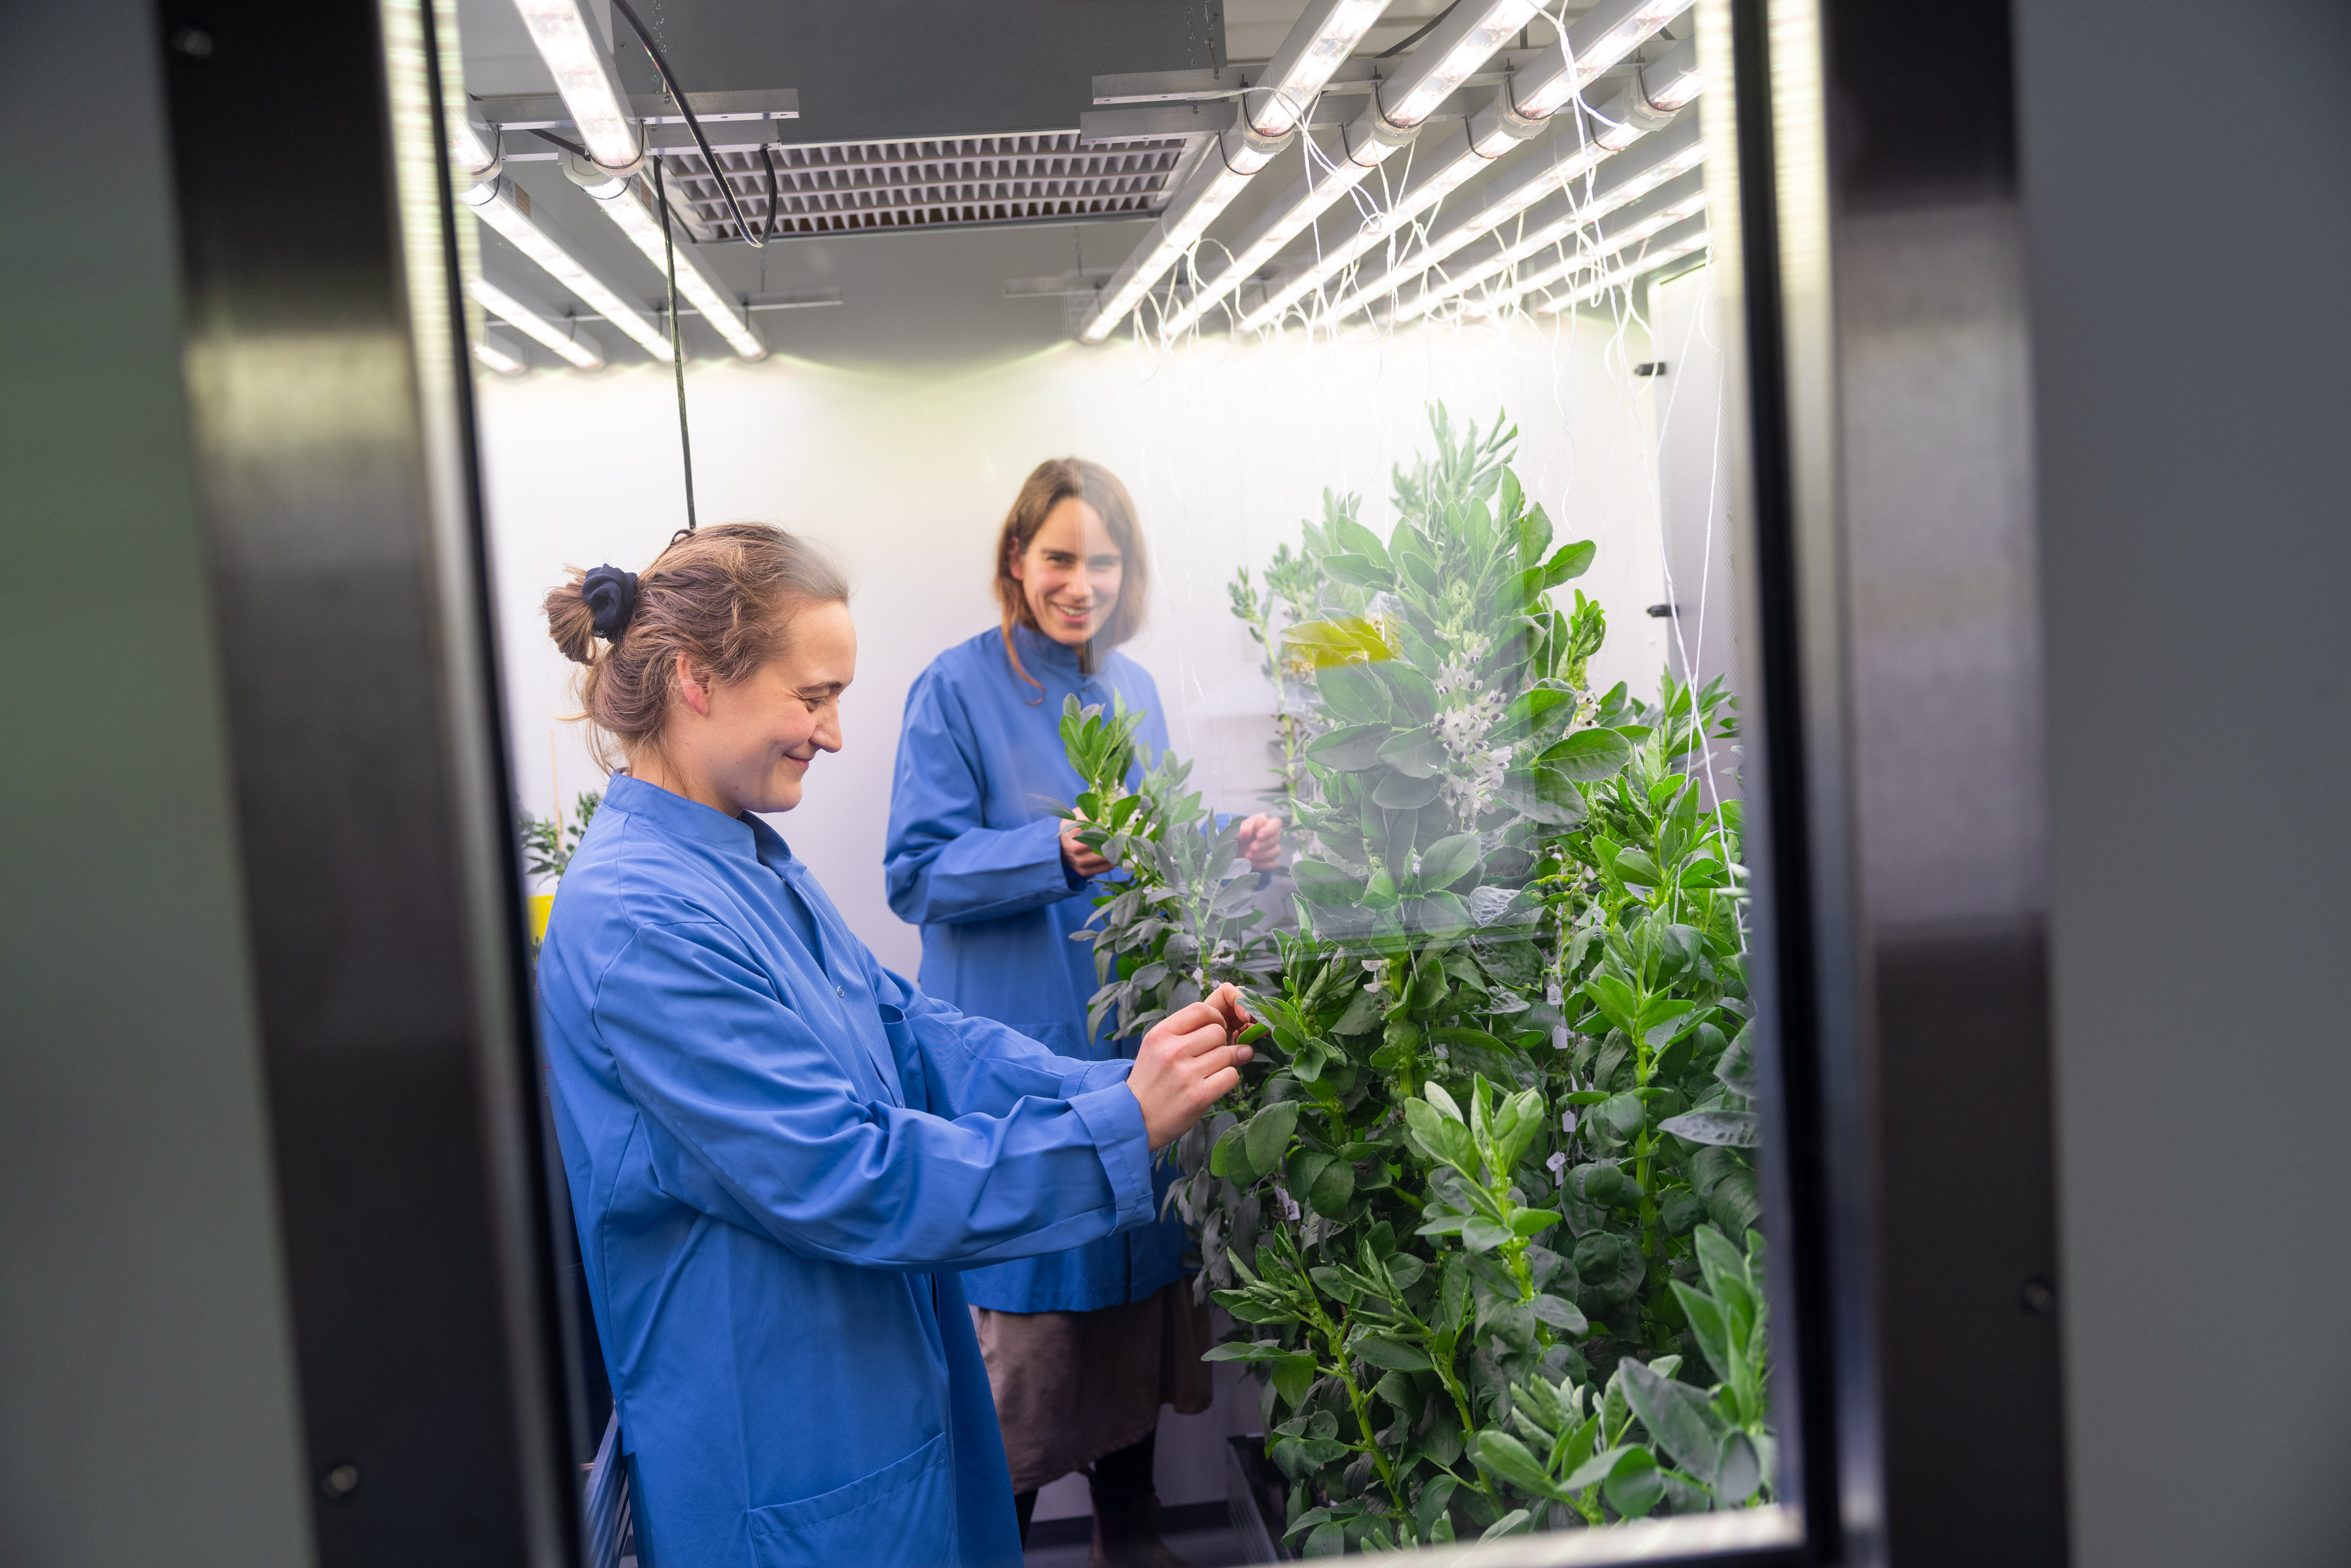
[604,773,758,856]
[1010,622,1100,688]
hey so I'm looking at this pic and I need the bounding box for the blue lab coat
[537,773,1158,1568]
[884,625,1192,1314]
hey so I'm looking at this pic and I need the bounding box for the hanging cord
[607,0,764,247]
[759,144,782,240]
[650,152,697,531]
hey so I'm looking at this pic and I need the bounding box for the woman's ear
[675,650,714,718]
[1006,539,1026,583]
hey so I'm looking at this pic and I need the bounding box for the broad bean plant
[1061,410,1772,1552]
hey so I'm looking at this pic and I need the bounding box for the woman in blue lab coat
[885,462,1279,1562]
[532,524,1255,1568]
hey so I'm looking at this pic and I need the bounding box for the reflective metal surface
[1724,0,2069,1561]
[155,0,577,1562]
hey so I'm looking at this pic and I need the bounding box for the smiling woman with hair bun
[530,522,1255,1568]
[885,462,1281,1562]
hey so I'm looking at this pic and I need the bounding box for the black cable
[1377,0,1460,58]
[650,153,697,532]
[528,126,590,159]
[607,0,764,247]
[759,144,782,242]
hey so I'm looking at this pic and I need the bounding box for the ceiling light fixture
[1075,0,1401,344]
[468,274,606,370]
[459,177,670,360]
[473,328,528,376]
[1157,0,1544,340]
[509,0,644,174]
[1526,216,1710,314]
[565,152,764,360]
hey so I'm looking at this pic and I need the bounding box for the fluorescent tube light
[1377,0,1543,129]
[1395,148,1706,322]
[1525,216,1709,313]
[1514,0,1693,120]
[449,116,500,181]
[468,275,606,369]
[511,0,643,173]
[1248,0,1392,137]
[574,160,765,360]
[473,328,528,376]
[1480,189,1710,309]
[1159,0,1546,339]
[459,176,671,360]
[1310,39,1704,326]
[1077,0,1402,343]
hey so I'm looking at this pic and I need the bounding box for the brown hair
[544,522,849,772]
[993,458,1152,697]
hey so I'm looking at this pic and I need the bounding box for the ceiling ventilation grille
[660,133,1196,240]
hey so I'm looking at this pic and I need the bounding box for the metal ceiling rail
[1326,33,1702,323]
[1072,0,1403,344]
[1386,111,1705,323]
[1157,0,1694,339]
[1239,32,1698,334]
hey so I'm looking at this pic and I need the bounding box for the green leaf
[1542,539,1597,586]
[1612,848,1667,887]
[1320,552,1389,590]
[1203,1339,1297,1364]
[1352,1334,1433,1372]
[1600,1091,1646,1137]
[1291,857,1368,907]
[1306,722,1394,771]
[1509,1208,1563,1238]
[1330,513,1393,571]
[1373,662,1439,726]
[1307,1157,1357,1217]
[1603,1448,1665,1518]
[1559,1444,1633,1493]
[1543,727,1635,782]
[1619,1358,1730,1482]
[1416,831,1482,892]
[1532,1293,1588,1334]
[1469,1431,1560,1499]
[1317,663,1394,726]
[1413,1475,1459,1542]
[1245,1100,1302,1177]
[1373,771,1446,810]
[1210,1122,1248,1182]
[1659,1110,1763,1147]
[1271,1354,1319,1409]
[1715,1432,1764,1505]
[1377,726,1445,778]
[1404,1098,1477,1173]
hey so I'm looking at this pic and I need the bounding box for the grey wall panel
[0,3,315,1566]
[2015,3,2351,1566]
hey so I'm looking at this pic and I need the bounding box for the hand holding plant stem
[1127,984,1259,1151]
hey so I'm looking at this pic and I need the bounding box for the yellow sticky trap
[529,893,555,942]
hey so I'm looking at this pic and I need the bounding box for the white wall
[480,309,1680,976]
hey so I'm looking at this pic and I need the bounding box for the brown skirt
[974,1279,1216,1493]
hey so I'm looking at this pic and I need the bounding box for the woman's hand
[1060,814,1111,879]
[1236,813,1283,872]
[1128,984,1256,1151]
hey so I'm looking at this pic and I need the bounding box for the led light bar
[1377,0,1543,129]
[459,177,671,360]
[1158,0,1543,340]
[1526,214,1710,314]
[511,0,643,172]
[1514,0,1693,120]
[1466,189,1710,313]
[1324,37,1703,323]
[1074,0,1399,344]
[468,274,606,369]
[473,328,528,376]
[1247,0,1392,137]
[449,115,500,182]
[1396,153,1706,323]
[574,161,765,360]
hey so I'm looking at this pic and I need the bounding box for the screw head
[169,25,214,57]
[320,1463,360,1499]
[2019,1276,2056,1317]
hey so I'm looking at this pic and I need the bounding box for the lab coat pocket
[745,1432,953,1568]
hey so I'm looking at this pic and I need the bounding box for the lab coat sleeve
[593,920,1155,1270]
[885,669,1085,927]
[870,961,1140,1113]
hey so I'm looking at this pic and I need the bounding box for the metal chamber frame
[147,1,2067,1565]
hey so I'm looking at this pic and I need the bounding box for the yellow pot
[528,893,555,943]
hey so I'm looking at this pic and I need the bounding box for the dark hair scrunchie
[581,565,639,642]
